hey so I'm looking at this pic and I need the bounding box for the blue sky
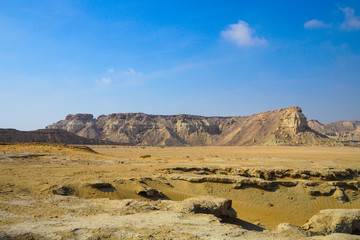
[1,0,360,130]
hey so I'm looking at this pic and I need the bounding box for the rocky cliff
[308,120,360,142]
[46,107,336,146]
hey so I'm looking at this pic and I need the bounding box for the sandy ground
[1,143,360,239]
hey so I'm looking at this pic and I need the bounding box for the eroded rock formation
[308,120,360,142]
[47,107,337,146]
[302,209,360,235]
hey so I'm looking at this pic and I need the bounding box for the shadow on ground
[221,217,266,232]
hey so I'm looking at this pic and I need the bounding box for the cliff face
[308,120,360,142]
[46,107,336,146]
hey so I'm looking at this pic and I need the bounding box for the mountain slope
[0,129,109,144]
[308,120,360,142]
[46,107,337,146]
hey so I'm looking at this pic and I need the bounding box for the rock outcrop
[302,209,360,235]
[46,107,337,146]
[165,196,237,218]
[136,186,164,198]
[308,120,360,142]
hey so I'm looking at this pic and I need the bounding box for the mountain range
[2,107,358,146]
[45,107,338,146]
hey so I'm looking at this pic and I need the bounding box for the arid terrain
[308,120,360,143]
[0,129,110,145]
[46,107,338,146]
[2,0,359,238]
[1,143,360,239]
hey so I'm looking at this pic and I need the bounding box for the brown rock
[302,209,360,235]
[136,186,164,198]
[52,185,74,196]
[167,196,237,218]
[46,107,338,146]
[308,120,360,142]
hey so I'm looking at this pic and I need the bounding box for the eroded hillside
[0,129,109,145]
[47,107,336,146]
[308,120,360,142]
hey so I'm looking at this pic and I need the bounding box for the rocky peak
[65,114,94,122]
[282,107,308,133]
[288,106,303,113]
[48,114,95,135]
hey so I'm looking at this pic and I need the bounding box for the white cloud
[95,63,206,88]
[94,77,111,86]
[221,20,267,47]
[96,68,143,87]
[304,19,331,29]
[120,68,143,85]
[340,7,360,31]
[120,68,142,78]
[124,68,137,75]
[101,77,111,85]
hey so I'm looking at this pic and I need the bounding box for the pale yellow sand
[1,143,360,230]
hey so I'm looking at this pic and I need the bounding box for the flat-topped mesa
[47,107,337,146]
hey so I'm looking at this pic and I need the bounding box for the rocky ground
[1,143,360,239]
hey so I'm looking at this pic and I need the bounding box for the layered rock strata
[47,107,336,146]
[308,120,360,142]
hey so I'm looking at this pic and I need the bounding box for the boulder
[302,209,360,235]
[136,186,164,198]
[332,188,349,203]
[276,223,307,237]
[167,196,237,218]
[52,185,74,196]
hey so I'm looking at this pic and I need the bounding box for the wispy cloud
[304,19,332,29]
[101,77,111,85]
[95,77,112,86]
[119,68,143,85]
[94,61,208,88]
[340,7,360,31]
[121,68,141,76]
[221,20,267,47]
[95,68,144,86]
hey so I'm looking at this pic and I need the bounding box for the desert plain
[1,143,360,239]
